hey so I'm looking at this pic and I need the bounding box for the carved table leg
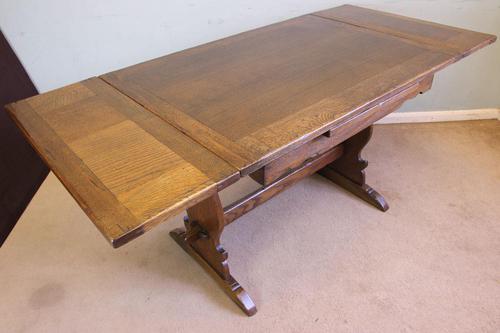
[317,126,389,212]
[169,193,257,316]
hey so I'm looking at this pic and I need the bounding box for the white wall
[1,0,498,112]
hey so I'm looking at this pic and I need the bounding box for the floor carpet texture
[1,121,499,332]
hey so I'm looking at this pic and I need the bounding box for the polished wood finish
[318,126,388,211]
[251,74,434,187]
[185,194,229,279]
[314,5,496,57]
[327,75,434,146]
[225,145,344,225]
[319,167,388,212]
[170,229,257,316]
[171,193,257,316]
[250,132,336,186]
[101,6,494,175]
[5,4,495,316]
[7,78,238,247]
[0,30,47,246]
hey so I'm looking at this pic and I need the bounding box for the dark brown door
[0,30,48,246]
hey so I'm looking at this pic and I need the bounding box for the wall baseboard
[376,108,500,124]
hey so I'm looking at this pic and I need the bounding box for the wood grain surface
[314,5,495,57]
[102,5,495,175]
[6,5,495,247]
[7,78,238,247]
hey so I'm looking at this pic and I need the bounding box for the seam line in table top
[98,76,245,177]
[97,13,496,178]
[308,13,474,58]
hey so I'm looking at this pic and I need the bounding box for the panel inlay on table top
[7,78,238,247]
[6,5,495,248]
[314,5,493,56]
[101,5,495,175]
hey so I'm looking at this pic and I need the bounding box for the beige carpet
[1,121,499,332]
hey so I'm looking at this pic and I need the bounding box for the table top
[9,78,238,247]
[7,5,495,247]
[102,5,495,175]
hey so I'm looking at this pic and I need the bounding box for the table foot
[318,166,388,211]
[318,125,389,212]
[170,228,257,316]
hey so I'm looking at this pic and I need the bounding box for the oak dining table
[6,5,496,316]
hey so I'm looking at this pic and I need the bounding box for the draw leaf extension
[6,5,496,316]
